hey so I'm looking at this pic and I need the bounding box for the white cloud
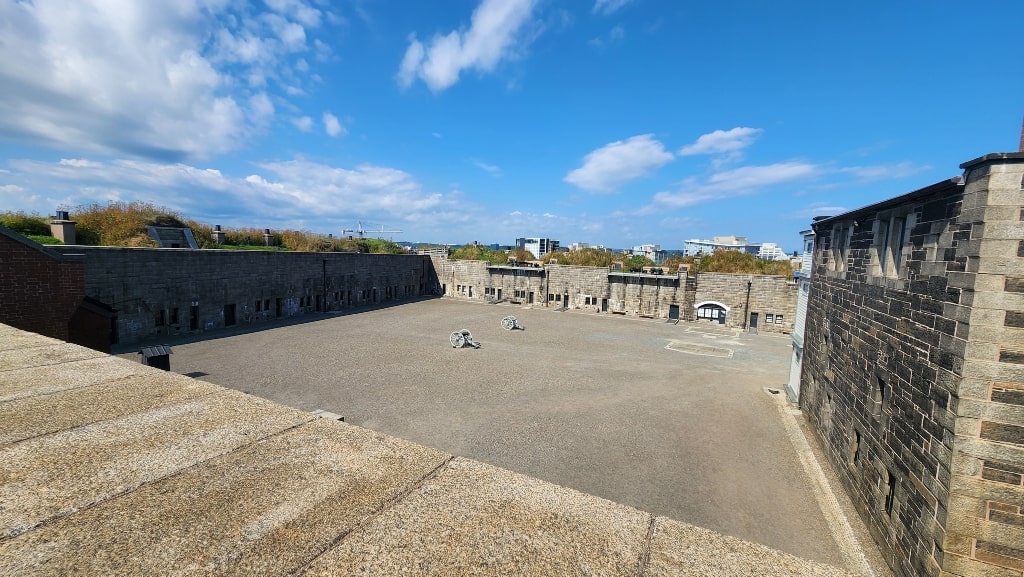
[323,112,346,137]
[0,0,329,161]
[589,25,625,48]
[593,0,635,15]
[473,160,501,174]
[789,203,849,220]
[396,0,540,92]
[264,0,322,28]
[4,156,454,228]
[678,127,763,156]
[59,158,102,168]
[839,161,931,180]
[249,93,275,125]
[564,134,674,193]
[292,116,314,132]
[0,184,25,193]
[649,161,819,209]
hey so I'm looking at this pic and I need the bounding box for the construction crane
[342,222,402,239]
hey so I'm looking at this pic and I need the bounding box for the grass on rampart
[1,203,406,254]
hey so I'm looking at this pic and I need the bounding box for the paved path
[159,299,870,570]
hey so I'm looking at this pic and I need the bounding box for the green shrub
[0,212,51,236]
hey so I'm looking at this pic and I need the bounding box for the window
[880,468,896,516]
[830,223,851,272]
[155,309,165,326]
[255,300,262,312]
[264,299,270,311]
[170,308,179,325]
[875,213,909,278]
[697,304,725,319]
[775,315,784,324]
[766,313,775,324]
[848,429,861,467]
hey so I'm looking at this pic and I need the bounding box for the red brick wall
[0,232,85,340]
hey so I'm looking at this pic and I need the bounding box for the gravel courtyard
[157,298,855,569]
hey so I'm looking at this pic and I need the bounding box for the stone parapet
[0,323,855,577]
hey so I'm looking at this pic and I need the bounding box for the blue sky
[1,1,1021,252]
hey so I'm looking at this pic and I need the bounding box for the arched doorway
[694,301,730,324]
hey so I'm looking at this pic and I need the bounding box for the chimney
[212,224,225,244]
[50,210,76,244]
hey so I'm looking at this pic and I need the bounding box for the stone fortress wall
[0,228,85,342]
[49,246,436,345]
[799,153,1024,577]
[433,256,797,332]
[40,246,797,346]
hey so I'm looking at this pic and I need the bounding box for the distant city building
[567,242,590,251]
[683,236,760,257]
[757,242,790,261]
[630,244,666,264]
[515,237,559,258]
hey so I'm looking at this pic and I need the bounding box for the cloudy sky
[1,0,1021,250]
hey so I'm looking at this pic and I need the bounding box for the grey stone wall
[433,257,792,324]
[943,157,1024,577]
[51,247,433,345]
[799,153,1024,577]
[694,273,797,333]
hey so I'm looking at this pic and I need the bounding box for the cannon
[450,329,481,348]
[501,315,524,331]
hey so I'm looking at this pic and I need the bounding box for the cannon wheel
[501,316,516,330]
[450,331,466,348]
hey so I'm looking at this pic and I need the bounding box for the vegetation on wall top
[0,203,407,254]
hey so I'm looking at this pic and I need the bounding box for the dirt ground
[149,298,861,569]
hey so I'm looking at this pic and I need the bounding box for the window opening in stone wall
[170,308,178,325]
[848,429,861,467]
[155,309,165,326]
[830,223,851,272]
[891,217,906,274]
[822,390,833,431]
[883,469,896,516]
[776,315,783,324]
[224,304,236,326]
[766,313,775,324]
[697,304,726,319]
[872,375,884,417]
[872,373,891,429]
[876,213,909,278]
[877,220,890,273]
[255,300,262,312]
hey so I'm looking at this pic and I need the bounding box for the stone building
[7,232,795,346]
[786,229,815,402]
[49,246,437,345]
[433,257,797,332]
[0,226,85,341]
[799,153,1024,577]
